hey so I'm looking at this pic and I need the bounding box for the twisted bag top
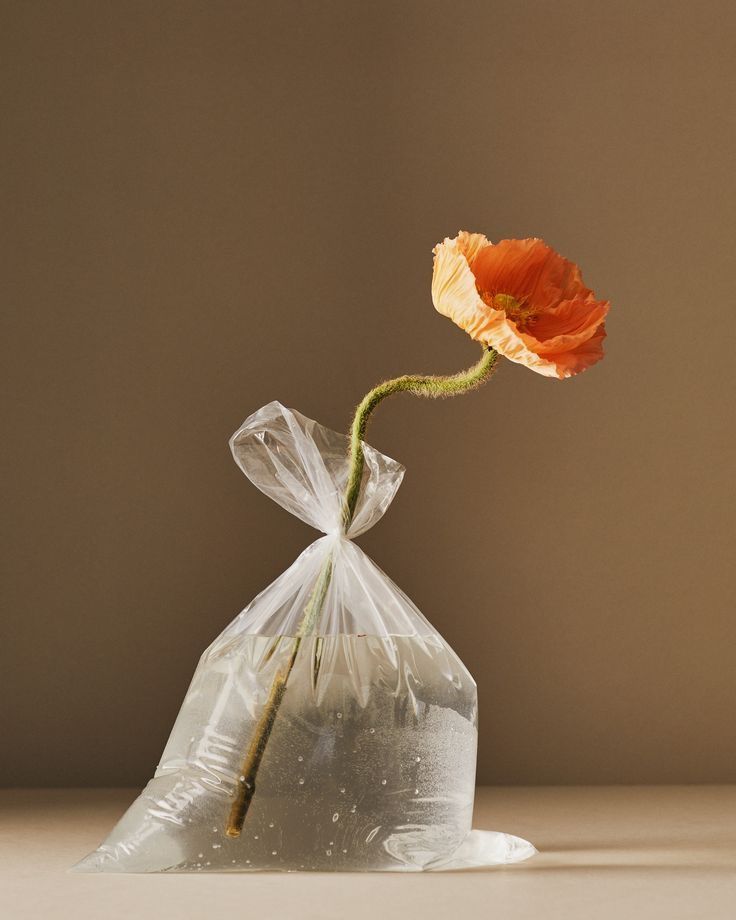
[230,400,405,539]
[222,401,438,639]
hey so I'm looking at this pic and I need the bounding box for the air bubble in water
[271,850,277,856]
[336,712,342,719]
[339,787,345,793]
[212,843,221,849]
[268,822,274,828]
[332,812,339,822]
[380,779,387,785]
[297,755,304,762]
[369,728,375,734]
[298,777,305,785]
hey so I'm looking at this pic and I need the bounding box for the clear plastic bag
[75,402,535,872]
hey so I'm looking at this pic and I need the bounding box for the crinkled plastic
[75,402,535,872]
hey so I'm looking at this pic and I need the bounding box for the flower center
[480,291,537,331]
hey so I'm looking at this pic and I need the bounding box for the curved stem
[343,345,498,526]
[225,344,498,838]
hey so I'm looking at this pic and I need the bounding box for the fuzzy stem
[225,343,497,838]
[343,345,497,526]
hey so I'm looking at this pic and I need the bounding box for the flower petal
[471,238,593,310]
[432,234,561,377]
[542,325,607,378]
[455,231,491,264]
[431,235,491,339]
[530,296,609,343]
[528,300,610,361]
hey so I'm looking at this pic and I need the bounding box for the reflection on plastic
[74,402,535,872]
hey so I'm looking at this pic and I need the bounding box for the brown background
[2,0,735,787]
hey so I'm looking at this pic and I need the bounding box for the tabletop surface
[2,786,734,920]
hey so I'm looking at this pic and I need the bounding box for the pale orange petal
[455,230,491,264]
[431,235,490,340]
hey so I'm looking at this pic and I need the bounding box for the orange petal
[530,297,609,342]
[530,299,610,357]
[471,239,593,310]
[542,325,607,378]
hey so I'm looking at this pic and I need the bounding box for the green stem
[343,345,498,526]
[225,343,498,838]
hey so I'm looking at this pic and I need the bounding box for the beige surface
[1,787,734,920]
[3,0,736,791]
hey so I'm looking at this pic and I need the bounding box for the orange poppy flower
[432,232,610,378]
